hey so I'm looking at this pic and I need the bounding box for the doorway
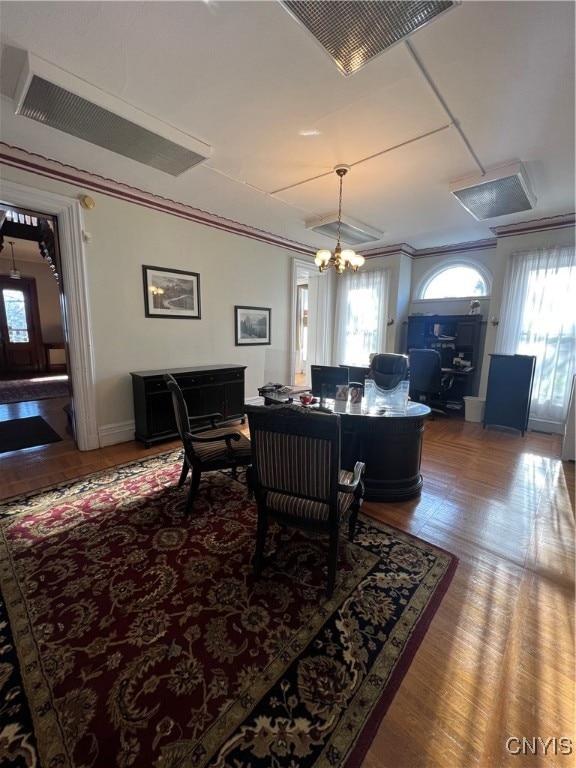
[0,204,74,455]
[290,259,332,386]
[1,179,99,451]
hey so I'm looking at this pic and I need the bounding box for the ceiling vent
[13,53,211,176]
[306,215,383,246]
[282,1,459,75]
[449,162,536,220]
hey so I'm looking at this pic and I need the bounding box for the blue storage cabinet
[483,354,536,435]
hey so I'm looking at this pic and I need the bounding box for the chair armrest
[188,412,224,430]
[338,461,365,493]
[185,430,242,445]
[441,373,454,391]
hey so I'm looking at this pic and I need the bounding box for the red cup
[300,393,313,405]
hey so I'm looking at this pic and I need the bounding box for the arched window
[415,258,492,300]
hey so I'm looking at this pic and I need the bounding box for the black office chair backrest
[408,349,444,394]
[369,353,408,390]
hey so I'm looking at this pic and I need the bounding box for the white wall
[1,162,296,442]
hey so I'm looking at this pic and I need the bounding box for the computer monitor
[341,365,370,386]
[310,365,349,398]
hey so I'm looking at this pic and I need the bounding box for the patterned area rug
[0,376,69,404]
[0,453,457,768]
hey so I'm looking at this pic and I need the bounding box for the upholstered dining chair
[244,403,365,599]
[164,374,251,514]
[368,353,409,390]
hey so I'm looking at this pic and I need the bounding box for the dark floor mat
[0,416,63,454]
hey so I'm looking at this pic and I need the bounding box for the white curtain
[496,245,576,426]
[333,268,389,365]
[306,271,332,378]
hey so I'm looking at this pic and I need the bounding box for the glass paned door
[3,287,30,342]
[0,276,44,374]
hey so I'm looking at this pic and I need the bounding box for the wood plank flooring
[0,397,574,767]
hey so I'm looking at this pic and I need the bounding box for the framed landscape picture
[235,306,271,346]
[142,265,201,319]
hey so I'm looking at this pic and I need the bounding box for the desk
[339,402,430,502]
[441,366,475,403]
[261,396,430,502]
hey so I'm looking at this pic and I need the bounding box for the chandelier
[314,165,365,274]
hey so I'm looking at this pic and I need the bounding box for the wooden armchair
[244,403,365,598]
[164,374,251,513]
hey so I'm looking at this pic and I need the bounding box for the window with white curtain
[333,268,389,365]
[496,244,576,426]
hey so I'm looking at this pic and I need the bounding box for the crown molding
[411,237,497,258]
[2,144,573,261]
[362,238,496,260]
[0,143,315,257]
[490,213,575,237]
[362,243,416,260]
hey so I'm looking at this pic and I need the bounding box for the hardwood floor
[0,399,574,767]
[0,396,182,499]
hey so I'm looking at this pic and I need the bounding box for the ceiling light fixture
[8,241,21,280]
[449,162,536,220]
[282,1,460,76]
[315,166,365,274]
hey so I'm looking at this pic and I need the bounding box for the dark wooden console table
[131,364,246,447]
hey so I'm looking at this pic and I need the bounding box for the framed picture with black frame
[142,265,201,319]
[234,306,271,346]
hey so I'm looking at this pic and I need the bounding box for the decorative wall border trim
[2,143,573,262]
[362,238,497,260]
[412,237,497,258]
[490,213,575,238]
[0,143,315,257]
[362,243,416,260]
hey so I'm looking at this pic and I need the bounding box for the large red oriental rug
[0,453,457,767]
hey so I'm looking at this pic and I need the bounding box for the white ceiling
[0,0,574,254]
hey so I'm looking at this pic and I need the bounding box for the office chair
[368,353,408,390]
[408,349,454,417]
[244,403,365,598]
[164,374,251,513]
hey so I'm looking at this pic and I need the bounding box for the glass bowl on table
[299,393,313,406]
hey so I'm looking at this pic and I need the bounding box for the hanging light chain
[336,167,345,248]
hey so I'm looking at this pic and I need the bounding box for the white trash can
[463,396,485,423]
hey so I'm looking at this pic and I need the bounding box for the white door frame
[1,179,99,450]
[290,258,332,384]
